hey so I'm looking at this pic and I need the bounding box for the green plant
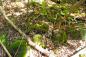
[0,34,8,45]
[67,27,81,40]
[28,22,49,33]
[41,0,47,15]
[80,29,86,40]
[52,29,67,45]
[47,4,70,24]
[0,34,12,57]
[9,39,29,57]
[0,34,31,57]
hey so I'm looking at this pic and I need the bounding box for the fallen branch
[0,6,56,57]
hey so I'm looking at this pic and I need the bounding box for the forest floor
[57,40,86,57]
[0,1,86,57]
[0,25,86,57]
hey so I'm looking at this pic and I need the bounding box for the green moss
[33,34,45,48]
